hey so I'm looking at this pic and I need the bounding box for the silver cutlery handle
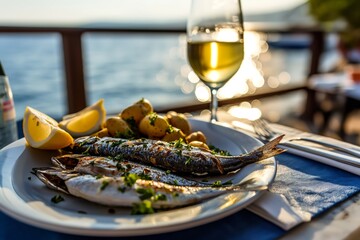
[289,137,360,158]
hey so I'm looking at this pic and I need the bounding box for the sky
[0,0,306,26]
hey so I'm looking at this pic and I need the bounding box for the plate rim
[0,119,276,236]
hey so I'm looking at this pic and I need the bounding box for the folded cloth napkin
[247,149,360,231]
[219,121,310,230]
[257,152,360,231]
[247,191,311,230]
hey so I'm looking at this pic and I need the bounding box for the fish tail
[218,134,285,174]
[255,134,286,159]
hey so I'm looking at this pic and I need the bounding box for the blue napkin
[0,152,359,240]
[272,153,360,217]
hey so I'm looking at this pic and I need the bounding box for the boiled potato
[139,113,169,138]
[166,111,191,135]
[91,128,109,138]
[186,131,207,143]
[120,98,153,125]
[188,140,209,150]
[105,116,134,138]
[161,127,186,142]
[136,98,153,113]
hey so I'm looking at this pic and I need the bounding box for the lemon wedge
[59,99,106,137]
[23,107,74,150]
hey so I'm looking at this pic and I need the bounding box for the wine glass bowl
[187,0,244,122]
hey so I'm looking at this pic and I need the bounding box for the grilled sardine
[51,154,209,186]
[33,168,266,211]
[68,135,284,175]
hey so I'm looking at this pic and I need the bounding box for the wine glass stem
[210,88,218,122]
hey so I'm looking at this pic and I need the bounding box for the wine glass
[187,0,244,122]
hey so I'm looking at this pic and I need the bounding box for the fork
[252,119,280,142]
[252,119,360,159]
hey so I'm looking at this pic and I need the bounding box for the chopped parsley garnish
[137,97,145,104]
[210,180,232,187]
[154,193,167,201]
[138,172,152,180]
[51,195,64,204]
[125,116,137,129]
[212,181,222,187]
[148,112,158,126]
[176,149,182,156]
[166,125,175,133]
[115,129,135,139]
[118,186,127,193]
[136,188,167,202]
[110,139,126,147]
[131,200,154,215]
[185,157,192,165]
[95,174,103,179]
[165,170,171,174]
[123,173,139,187]
[173,138,184,148]
[130,173,169,215]
[136,188,156,201]
[184,144,192,150]
[100,180,109,190]
[209,145,231,156]
[171,138,193,151]
[116,162,126,171]
[173,180,179,186]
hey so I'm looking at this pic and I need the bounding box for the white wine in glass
[187,0,244,122]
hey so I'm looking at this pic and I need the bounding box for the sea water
[0,33,339,121]
[0,33,195,119]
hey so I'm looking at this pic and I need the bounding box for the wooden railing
[0,24,325,115]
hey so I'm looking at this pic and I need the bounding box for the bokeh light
[175,30,296,122]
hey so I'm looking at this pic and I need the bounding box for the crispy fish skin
[68,135,285,175]
[33,168,266,209]
[51,154,209,187]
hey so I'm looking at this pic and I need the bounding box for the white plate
[0,119,276,236]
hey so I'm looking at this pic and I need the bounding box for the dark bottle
[0,61,18,149]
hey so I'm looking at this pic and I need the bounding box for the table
[2,192,358,240]
[339,85,360,137]
[307,73,360,138]
[1,119,360,240]
[285,192,360,240]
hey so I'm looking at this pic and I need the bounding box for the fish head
[33,167,79,194]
